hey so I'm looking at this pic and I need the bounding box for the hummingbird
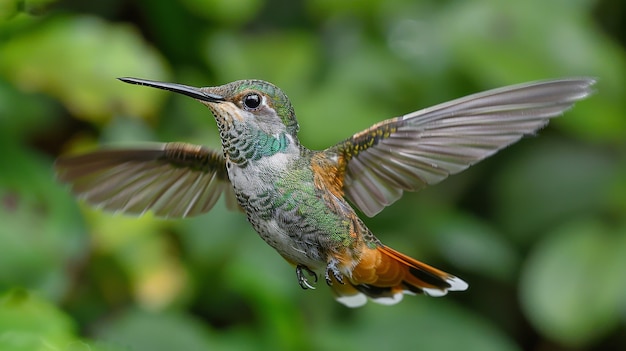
[55,76,595,307]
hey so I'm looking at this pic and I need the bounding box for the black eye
[243,93,261,110]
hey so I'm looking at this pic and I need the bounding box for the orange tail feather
[331,245,467,307]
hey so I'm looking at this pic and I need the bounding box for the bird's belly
[251,217,325,270]
[226,157,347,271]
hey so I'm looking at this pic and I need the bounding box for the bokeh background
[1,0,625,350]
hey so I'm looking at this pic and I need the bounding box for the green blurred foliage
[0,0,625,350]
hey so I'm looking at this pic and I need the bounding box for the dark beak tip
[117,77,150,87]
[116,77,224,103]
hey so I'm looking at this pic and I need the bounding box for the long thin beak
[118,77,225,103]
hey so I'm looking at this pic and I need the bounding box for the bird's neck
[220,121,301,167]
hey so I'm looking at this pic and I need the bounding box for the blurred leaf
[307,0,386,17]
[204,31,319,90]
[180,0,262,25]
[0,79,58,139]
[433,213,520,282]
[225,234,312,350]
[0,0,58,20]
[314,302,521,351]
[297,42,407,149]
[492,139,616,242]
[81,209,188,309]
[0,15,169,123]
[0,0,18,20]
[99,116,159,144]
[0,139,86,299]
[21,0,57,15]
[0,289,116,351]
[607,163,626,217]
[180,202,250,267]
[441,0,626,141]
[519,220,626,347]
[95,309,215,351]
[0,289,75,350]
[443,0,602,79]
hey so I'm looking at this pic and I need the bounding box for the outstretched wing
[331,78,596,217]
[55,142,239,218]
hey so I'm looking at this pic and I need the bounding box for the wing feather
[55,142,238,218]
[332,78,596,216]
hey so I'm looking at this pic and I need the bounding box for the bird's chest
[225,157,335,268]
[225,154,292,208]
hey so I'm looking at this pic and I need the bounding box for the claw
[296,265,318,290]
[325,260,344,286]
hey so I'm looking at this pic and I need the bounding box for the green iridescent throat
[225,125,291,165]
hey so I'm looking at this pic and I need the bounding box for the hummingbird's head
[118,77,299,137]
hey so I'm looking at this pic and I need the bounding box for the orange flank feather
[332,245,468,307]
[311,153,345,199]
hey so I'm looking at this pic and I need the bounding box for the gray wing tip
[546,76,597,95]
[564,75,597,90]
[530,76,596,86]
[579,76,598,96]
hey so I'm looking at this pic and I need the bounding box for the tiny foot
[296,265,318,290]
[325,260,344,286]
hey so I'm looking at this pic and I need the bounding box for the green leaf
[315,301,522,351]
[0,289,75,350]
[433,213,520,282]
[441,0,626,141]
[0,15,169,123]
[0,290,126,351]
[492,139,616,242]
[95,309,215,351]
[0,0,18,20]
[0,142,87,299]
[0,79,57,139]
[307,0,387,17]
[204,31,319,90]
[180,0,263,25]
[519,220,626,347]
